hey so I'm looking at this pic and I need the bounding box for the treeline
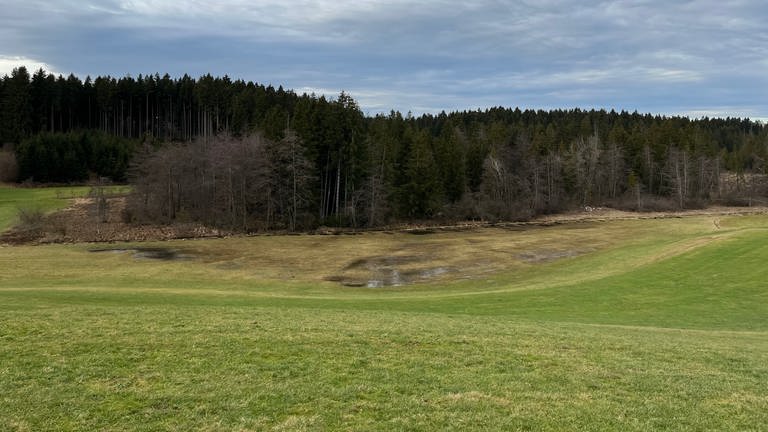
[131,111,768,230]
[2,66,768,229]
[0,66,308,143]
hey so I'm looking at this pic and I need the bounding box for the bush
[608,192,682,212]
[0,150,18,182]
[89,186,110,223]
[637,196,680,212]
[14,207,45,238]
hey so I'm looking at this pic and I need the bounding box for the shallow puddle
[332,253,455,287]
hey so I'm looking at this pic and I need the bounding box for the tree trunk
[335,156,341,218]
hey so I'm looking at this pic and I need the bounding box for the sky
[1,0,767,120]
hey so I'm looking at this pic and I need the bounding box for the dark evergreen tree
[1,67,32,144]
[397,128,443,218]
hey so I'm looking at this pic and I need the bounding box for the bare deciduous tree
[569,133,601,206]
[128,132,314,231]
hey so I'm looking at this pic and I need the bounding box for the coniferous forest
[1,66,767,230]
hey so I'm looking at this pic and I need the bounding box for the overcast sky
[1,0,766,119]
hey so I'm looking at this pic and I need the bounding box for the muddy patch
[558,221,600,230]
[406,228,436,235]
[344,255,422,270]
[89,247,191,261]
[331,254,453,287]
[517,249,590,263]
[364,268,406,288]
[364,266,452,287]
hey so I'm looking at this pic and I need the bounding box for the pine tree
[398,129,443,218]
[0,67,32,143]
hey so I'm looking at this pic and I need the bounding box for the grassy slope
[1,210,767,429]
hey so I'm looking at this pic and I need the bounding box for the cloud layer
[1,0,766,118]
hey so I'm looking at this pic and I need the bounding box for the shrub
[14,207,45,239]
[0,150,18,182]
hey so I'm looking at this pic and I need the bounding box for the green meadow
[1,187,767,430]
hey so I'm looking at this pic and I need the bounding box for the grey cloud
[0,0,765,117]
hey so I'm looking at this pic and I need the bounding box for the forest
[1,66,767,230]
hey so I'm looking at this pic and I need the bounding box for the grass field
[1,195,767,430]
